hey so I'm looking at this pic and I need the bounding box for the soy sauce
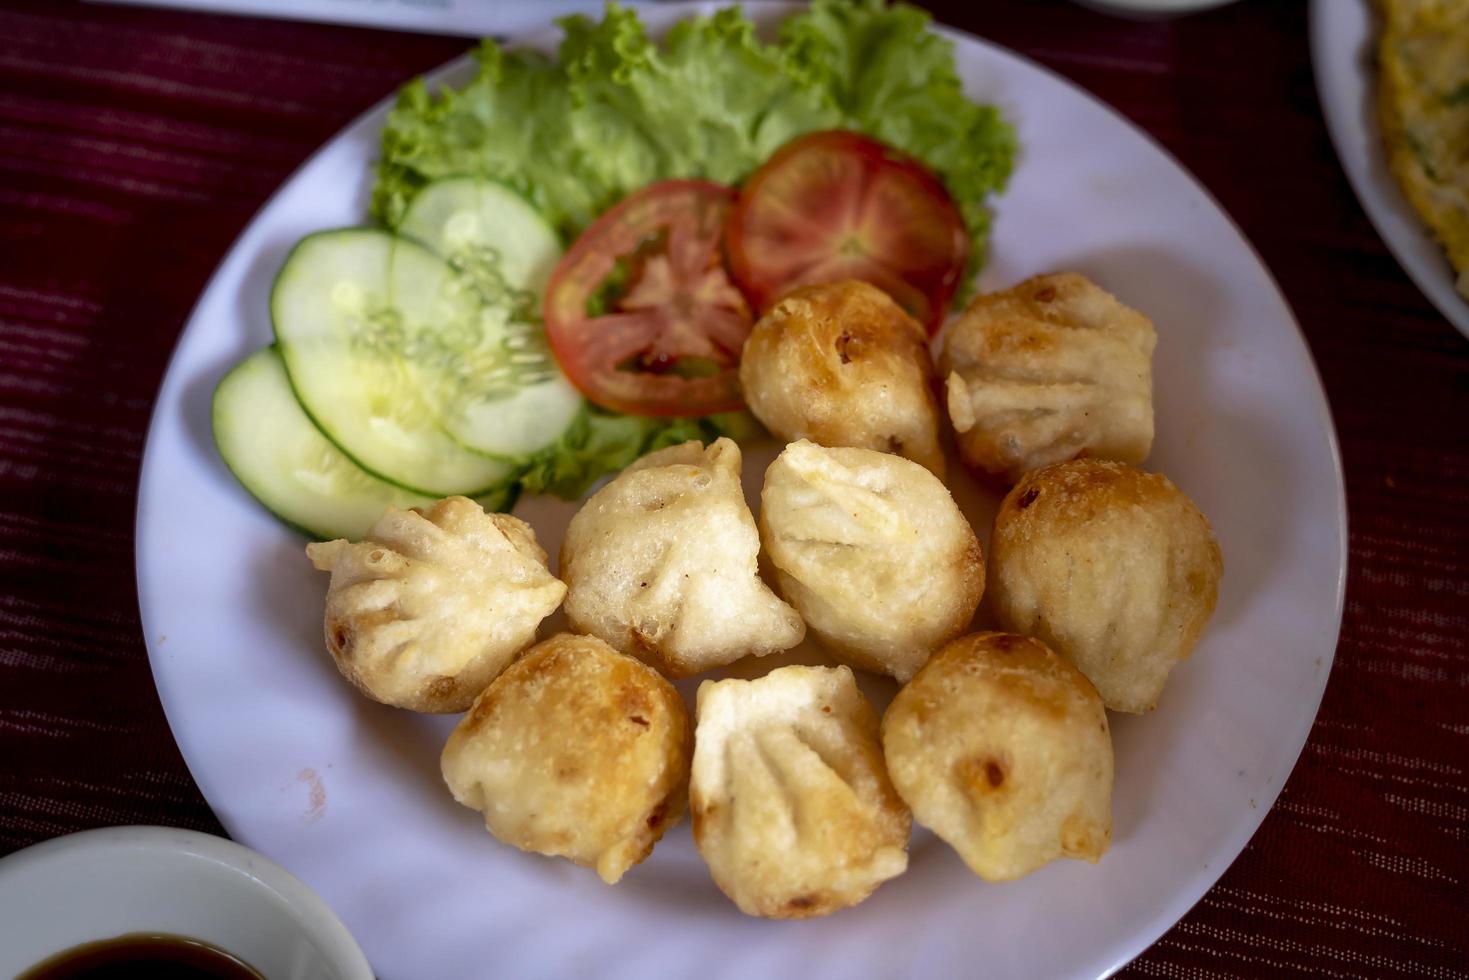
[17,933,264,980]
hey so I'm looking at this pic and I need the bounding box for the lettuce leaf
[374,47,605,236]
[517,406,765,500]
[372,0,1015,500]
[558,6,841,197]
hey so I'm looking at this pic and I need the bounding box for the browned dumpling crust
[940,272,1155,483]
[759,440,984,682]
[882,632,1113,882]
[739,280,945,476]
[989,459,1223,713]
[691,665,910,918]
[560,438,804,678]
[305,496,565,713]
[441,633,691,884]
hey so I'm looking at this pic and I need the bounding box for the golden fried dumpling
[441,633,691,884]
[561,438,804,678]
[939,273,1155,483]
[882,632,1113,882]
[990,459,1223,713]
[305,496,565,713]
[759,440,984,682]
[691,665,910,918]
[739,280,945,476]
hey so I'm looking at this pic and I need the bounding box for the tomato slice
[544,180,752,417]
[726,130,969,333]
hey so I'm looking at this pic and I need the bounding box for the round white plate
[136,4,1347,978]
[1311,0,1469,339]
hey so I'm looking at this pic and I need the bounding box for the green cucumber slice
[398,178,584,458]
[213,348,517,540]
[272,229,515,496]
[398,176,562,309]
[273,227,580,492]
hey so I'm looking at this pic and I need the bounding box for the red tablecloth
[1,0,1465,974]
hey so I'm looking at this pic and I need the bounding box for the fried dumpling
[305,496,565,712]
[691,665,910,918]
[989,459,1222,713]
[939,272,1155,483]
[441,633,690,884]
[561,438,804,678]
[739,280,945,476]
[882,632,1113,882]
[758,440,984,682]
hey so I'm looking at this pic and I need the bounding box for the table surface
[1,0,1465,975]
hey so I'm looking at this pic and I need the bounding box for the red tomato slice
[544,180,752,417]
[726,130,969,333]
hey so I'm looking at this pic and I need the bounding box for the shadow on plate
[246,530,341,701]
[177,230,304,492]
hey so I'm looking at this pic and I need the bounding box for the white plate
[1311,0,1469,339]
[135,4,1347,978]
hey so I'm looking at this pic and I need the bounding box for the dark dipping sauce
[17,933,265,980]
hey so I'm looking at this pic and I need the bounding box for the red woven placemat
[0,0,1464,975]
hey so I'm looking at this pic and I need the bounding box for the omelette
[1378,0,1469,297]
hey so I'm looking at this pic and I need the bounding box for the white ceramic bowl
[0,826,373,980]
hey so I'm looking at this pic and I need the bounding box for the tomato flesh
[726,130,969,333]
[544,180,751,417]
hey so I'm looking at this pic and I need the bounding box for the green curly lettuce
[372,0,1015,499]
[555,7,842,208]
[517,406,764,500]
[374,46,602,236]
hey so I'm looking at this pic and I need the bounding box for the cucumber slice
[398,178,584,459]
[398,176,562,309]
[274,227,581,492]
[272,229,517,496]
[213,348,518,541]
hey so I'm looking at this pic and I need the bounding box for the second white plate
[1312,0,1469,339]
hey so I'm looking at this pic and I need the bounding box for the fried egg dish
[1378,0,1469,295]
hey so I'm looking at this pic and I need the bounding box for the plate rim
[134,5,1349,977]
